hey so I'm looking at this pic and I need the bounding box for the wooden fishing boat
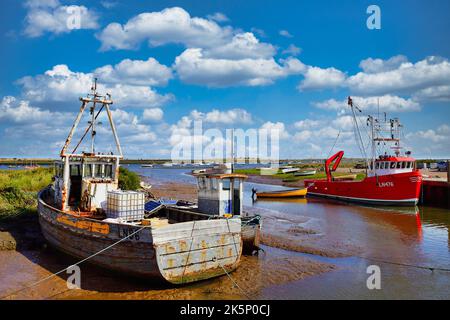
[37,81,243,284]
[256,188,307,198]
[294,170,317,176]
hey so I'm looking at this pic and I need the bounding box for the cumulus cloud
[190,108,253,125]
[17,63,173,108]
[93,58,173,86]
[206,12,229,23]
[23,0,99,37]
[297,56,450,102]
[358,55,408,74]
[314,95,421,113]
[298,66,347,90]
[0,95,66,123]
[279,30,293,38]
[405,124,450,158]
[174,48,305,87]
[203,32,276,60]
[347,56,450,96]
[260,121,290,139]
[97,7,233,51]
[294,119,321,130]
[282,44,301,56]
[142,108,164,122]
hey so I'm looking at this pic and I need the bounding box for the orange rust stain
[201,240,207,249]
[227,247,233,257]
[56,215,109,235]
[167,258,174,268]
[200,249,207,263]
[179,240,188,251]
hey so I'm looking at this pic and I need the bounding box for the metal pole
[105,104,123,157]
[60,101,87,157]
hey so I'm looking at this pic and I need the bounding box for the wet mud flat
[0,181,341,300]
[2,177,450,299]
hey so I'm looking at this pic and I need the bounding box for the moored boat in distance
[256,188,307,199]
[37,80,243,284]
[304,97,422,206]
[294,170,317,176]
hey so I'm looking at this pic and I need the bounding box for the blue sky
[0,0,449,159]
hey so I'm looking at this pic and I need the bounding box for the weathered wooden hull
[38,188,242,284]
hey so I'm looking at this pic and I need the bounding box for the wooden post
[447,160,450,183]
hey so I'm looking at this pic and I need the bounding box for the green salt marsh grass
[234,168,365,183]
[0,167,54,220]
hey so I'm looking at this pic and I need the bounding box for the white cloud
[260,121,290,139]
[17,64,173,108]
[282,44,301,56]
[142,108,164,122]
[207,12,229,22]
[279,30,293,38]
[314,95,421,113]
[0,96,66,123]
[100,1,118,9]
[359,55,408,74]
[298,66,347,90]
[24,0,99,37]
[191,108,253,124]
[93,58,172,86]
[174,48,305,87]
[204,32,276,60]
[413,85,450,102]
[97,7,233,51]
[347,56,450,96]
[294,119,321,130]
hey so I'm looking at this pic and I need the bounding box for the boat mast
[348,97,369,170]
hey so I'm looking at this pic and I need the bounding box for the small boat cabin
[367,155,417,177]
[54,154,120,212]
[194,172,247,217]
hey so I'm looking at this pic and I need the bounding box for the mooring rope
[356,255,450,273]
[180,220,196,284]
[0,226,147,300]
[217,261,253,300]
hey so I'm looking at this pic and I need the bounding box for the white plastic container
[106,190,145,221]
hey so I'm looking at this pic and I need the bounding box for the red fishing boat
[304,97,422,206]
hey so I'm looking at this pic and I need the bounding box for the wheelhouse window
[95,164,103,178]
[198,177,206,190]
[390,162,396,169]
[396,162,402,169]
[375,162,380,169]
[211,178,218,190]
[222,179,231,190]
[104,164,113,178]
[401,162,407,169]
[83,164,93,177]
[70,164,81,176]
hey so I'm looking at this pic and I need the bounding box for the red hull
[304,171,422,206]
